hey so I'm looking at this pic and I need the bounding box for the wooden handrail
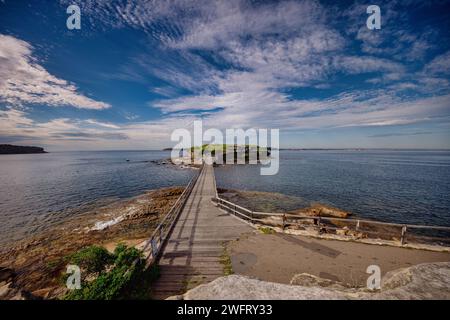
[213,195,450,246]
[143,164,204,266]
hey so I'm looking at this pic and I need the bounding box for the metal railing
[142,164,204,266]
[213,196,450,247]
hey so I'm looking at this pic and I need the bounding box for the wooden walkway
[151,165,252,299]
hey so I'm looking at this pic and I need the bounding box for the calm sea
[0,150,194,246]
[1,150,449,246]
[215,150,450,227]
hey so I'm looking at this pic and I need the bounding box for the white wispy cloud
[0,107,195,149]
[2,0,449,149]
[424,51,450,76]
[0,109,122,143]
[0,34,110,109]
[68,0,450,137]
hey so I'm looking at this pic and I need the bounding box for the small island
[170,144,271,165]
[0,144,47,154]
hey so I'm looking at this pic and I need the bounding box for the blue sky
[0,0,450,150]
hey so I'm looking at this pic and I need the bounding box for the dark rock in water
[150,159,171,165]
[0,144,47,154]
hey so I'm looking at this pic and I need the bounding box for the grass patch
[220,249,234,276]
[259,226,275,234]
[182,277,202,292]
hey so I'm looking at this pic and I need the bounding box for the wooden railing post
[401,225,407,245]
[151,238,157,260]
[317,216,322,234]
[282,214,286,230]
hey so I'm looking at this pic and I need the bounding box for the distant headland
[0,144,47,154]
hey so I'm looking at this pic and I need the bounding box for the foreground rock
[377,262,450,299]
[169,262,450,300]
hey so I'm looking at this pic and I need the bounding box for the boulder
[336,226,349,236]
[177,275,351,300]
[290,273,348,290]
[169,262,450,300]
[291,204,351,218]
[374,262,450,299]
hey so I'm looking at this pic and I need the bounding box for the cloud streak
[0,34,110,109]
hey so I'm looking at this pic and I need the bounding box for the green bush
[67,245,113,274]
[64,244,147,300]
[113,243,142,267]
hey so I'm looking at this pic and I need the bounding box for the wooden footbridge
[144,164,251,299]
[142,162,450,300]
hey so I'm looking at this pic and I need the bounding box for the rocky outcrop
[0,186,184,300]
[375,262,450,299]
[169,262,450,300]
[290,204,351,218]
[0,144,47,154]
[0,267,37,300]
[168,274,351,300]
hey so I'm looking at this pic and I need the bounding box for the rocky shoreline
[0,186,184,300]
[1,182,447,300]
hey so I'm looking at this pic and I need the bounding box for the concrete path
[228,232,450,286]
[151,165,252,299]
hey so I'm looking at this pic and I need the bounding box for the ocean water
[1,149,449,247]
[0,150,194,246]
[215,150,450,227]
